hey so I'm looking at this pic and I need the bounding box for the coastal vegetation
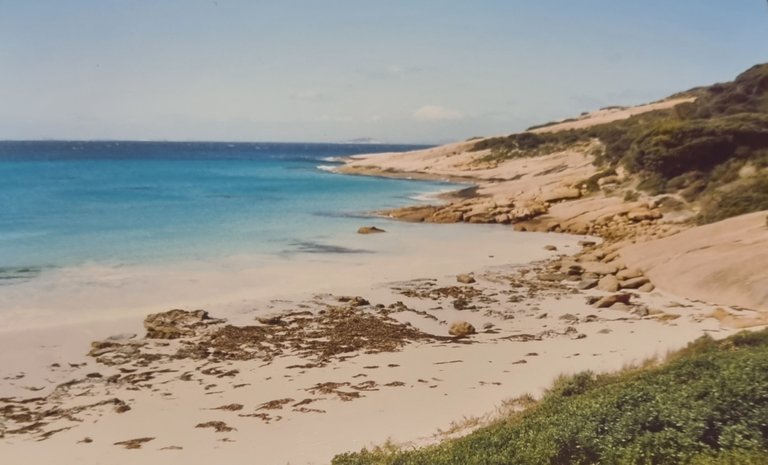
[470,64,768,224]
[332,329,768,465]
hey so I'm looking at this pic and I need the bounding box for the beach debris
[114,437,155,449]
[338,296,370,307]
[448,321,476,338]
[144,309,222,339]
[256,398,294,411]
[255,314,283,325]
[211,403,243,411]
[196,421,235,433]
[456,274,476,284]
[357,226,386,234]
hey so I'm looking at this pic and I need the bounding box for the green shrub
[697,176,768,224]
[332,330,768,465]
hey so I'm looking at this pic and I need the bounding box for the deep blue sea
[0,141,452,273]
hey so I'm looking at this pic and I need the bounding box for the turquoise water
[0,141,453,272]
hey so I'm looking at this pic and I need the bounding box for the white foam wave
[320,156,347,163]
[316,165,339,173]
[408,189,456,203]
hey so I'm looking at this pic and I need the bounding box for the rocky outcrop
[382,197,549,225]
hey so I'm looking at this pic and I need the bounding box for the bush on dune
[469,63,768,224]
[332,329,768,465]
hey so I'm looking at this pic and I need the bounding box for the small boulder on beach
[448,321,476,338]
[456,274,476,284]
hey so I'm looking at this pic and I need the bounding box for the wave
[408,188,457,203]
[319,156,348,163]
[316,165,339,173]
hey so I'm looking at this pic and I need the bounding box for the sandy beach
[0,210,754,464]
[2,98,766,465]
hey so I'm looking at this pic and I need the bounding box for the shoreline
[2,120,766,463]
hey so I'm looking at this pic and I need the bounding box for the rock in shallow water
[357,226,386,234]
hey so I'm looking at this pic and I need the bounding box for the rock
[89,340,122,356]
[597,275,620,292]
[571,333,587,340]
[581,314,599,323]
[619,276,650,290]
[542,187,581,203]
[387,206,436,222]
[577,278,599,290]
[544,245,558,251]
[144,309,218,339]
[538,272,566,282]
[594,293,632,308]
[597,175,620,186]
[616,268,643,280]
[256,314,283,325]
[610,303,632,312]
[580,261,619,276]
[494,214,511,224]
[357,226,386,234]
[638,282,656,292]
[448,321,476,338]
[431,209,464,223]
[578,240,597,248]
[559,313,579,322]
[578,253,600,262]
[106,333,137,342]
[627,209,663,222]
[482,322,495,330]
[339,296,370,307]
[456,274,476,284]
[631,305,650,317]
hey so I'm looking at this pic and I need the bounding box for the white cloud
[412,104,464,122]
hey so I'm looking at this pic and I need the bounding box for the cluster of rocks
[539,240,656,315]
[379,184,683,246]
[382,197,550,225]
[515,203,671,242]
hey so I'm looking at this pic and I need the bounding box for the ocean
[0,141,453,277]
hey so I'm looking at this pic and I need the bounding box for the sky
[0,0,767,143]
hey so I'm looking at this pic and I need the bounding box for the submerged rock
[357,226,386,234]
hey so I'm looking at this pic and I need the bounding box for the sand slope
[621,211,768,312]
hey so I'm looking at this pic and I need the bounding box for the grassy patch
[332,329,768,465]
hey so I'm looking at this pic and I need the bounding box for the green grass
[332,330,768,465]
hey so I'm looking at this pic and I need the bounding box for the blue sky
[0,0,766,143]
